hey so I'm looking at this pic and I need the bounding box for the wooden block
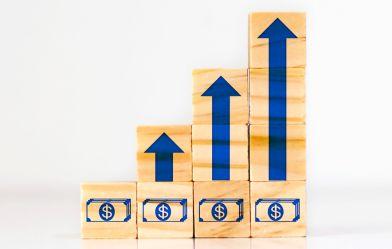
[137,182,193,238]
[81,182,137,239]
[249,12,306,68]
[194,181,250,237]
[137,125,192,182]
[192,124,248,181]
[249,68,305,124]
[192,69,248,125]
[251,181,306,237]
[250,124,306,181]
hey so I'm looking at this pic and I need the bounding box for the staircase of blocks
[81,12,306,239]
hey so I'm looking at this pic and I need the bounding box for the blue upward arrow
[259,18,297,181]
[145,132,184,181]
[202,76,240,180]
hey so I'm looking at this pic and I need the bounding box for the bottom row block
[81,181,306,238]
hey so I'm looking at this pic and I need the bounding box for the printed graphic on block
[142,198,187,222]
[193,69,248,125]
[86,198,131,222]
[199,198,244,222]
[81,182,137,239]
[249,68,305,124]
[194,181,250,237]
[249,12,306,69]
[250,124,305,181]
[137,182,193,238]
[192,125,248,181]
[251,181,306,237]
[255,198,300,222]
[137,125,192,182]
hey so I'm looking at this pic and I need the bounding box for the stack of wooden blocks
[81,12,306,239]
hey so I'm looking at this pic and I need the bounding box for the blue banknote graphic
[255,198,300,222]
[86,198,131,222]
[142,198,187,222]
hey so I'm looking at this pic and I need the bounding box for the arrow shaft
[210,96,231,180]
[211,97,230,125]
[155,153,174,181]
[269,39,287,180]
[212,124,230,180]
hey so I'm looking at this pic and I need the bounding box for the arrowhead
[201,76,241,97]
[259,18,297,39]
[145,133,184,154]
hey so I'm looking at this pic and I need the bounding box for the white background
[1,0,392,248]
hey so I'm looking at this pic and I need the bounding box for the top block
[137,125,192,182]
[249,12,306,69]
[193,69,248,125]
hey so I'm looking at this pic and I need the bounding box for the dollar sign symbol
[99,202,115,221]
[155,202,171,221]
[268,202,284,221]
[211,202,227,221]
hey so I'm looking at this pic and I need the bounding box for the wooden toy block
[251,181,306,237]
[249,12,306,69]
[250,124,306,181]
[80,182,137,239]
[192,124,248,181]
[137,125,192,182]
[192,69,248,125]
[194,181,250,238]
[137,182,193,238]
[249,68,305,124]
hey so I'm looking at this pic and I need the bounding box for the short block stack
[81,12,306,239]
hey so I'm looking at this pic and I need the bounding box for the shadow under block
[192,69,248,125]
[80,182,137,239]
[249,68,305,124]
[194,181,250,237]
[250,124,306,181]
[249,12,306,69]
[192,124,248,181]
[137,182,193,238]
[251,181,306,237]
[137,125,192,182]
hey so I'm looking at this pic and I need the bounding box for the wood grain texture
[81,182,137,239]
[250,124,306,181]
[193,69,248,125]
[137,125,192,182]
[249,12,306,69]
[192,125,249,181]
[251,181,306,237]
[249,68,305,124]
[194,181,250,238]
[137,182,193,238]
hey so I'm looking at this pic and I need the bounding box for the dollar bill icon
[199,198,243,222]
[142,198,187,222]
[86,198,131,222]
[255,198,300,222]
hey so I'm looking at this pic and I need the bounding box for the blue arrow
[259,18,297,181]
[202,76,240,180]
[145,132,184,181]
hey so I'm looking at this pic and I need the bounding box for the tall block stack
[81,12,306,239]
